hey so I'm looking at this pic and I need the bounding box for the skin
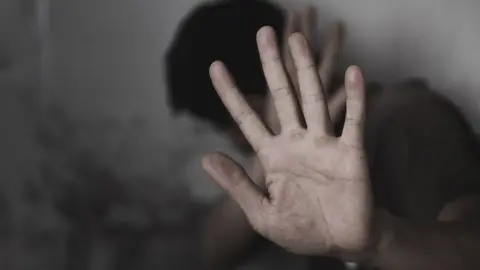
[205,26,372,256]
[273,7,346,133]
[200,7,346,268]
[204,26,480,270]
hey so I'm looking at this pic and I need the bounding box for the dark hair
[165,0,285,130]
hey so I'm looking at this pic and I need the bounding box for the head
[166,0,285,153]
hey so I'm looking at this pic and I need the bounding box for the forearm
[371,210,480,270]
[201,157,265,268]
[201,195,256,268]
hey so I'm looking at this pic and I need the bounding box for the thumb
[202,152,266,212]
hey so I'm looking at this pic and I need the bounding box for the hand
[282,7,344,95]
[266,7,346,134]
[203,27,375,257]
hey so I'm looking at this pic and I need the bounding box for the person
[166,0,346,268]
[203,24,480,270]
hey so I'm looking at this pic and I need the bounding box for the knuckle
[296,63,316,73]
[261,55,282,67]
[271,86,291,95]
[287,128,306,141]
[345,117,364,127]
[233,109,255,124]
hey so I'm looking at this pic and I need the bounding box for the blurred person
[203,25,480,270]
[165,0,346,268]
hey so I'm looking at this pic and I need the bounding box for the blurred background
[0,0,479,269]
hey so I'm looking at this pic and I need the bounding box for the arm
[371,197,480,270]
[202,18,480,270]
[201,196,256,268]
[201,157,264,268]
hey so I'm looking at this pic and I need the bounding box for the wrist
[335,208,397,265]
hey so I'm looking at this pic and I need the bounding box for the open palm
[203,26,374,256]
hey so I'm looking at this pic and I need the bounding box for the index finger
[210,61,272,151]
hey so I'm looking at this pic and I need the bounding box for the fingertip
[345,65,364,88]
[257,26,274,39]
[201,152,221,177]
[346,65,361,78]
[210,61,236,91]
[202,152,242,182]
[202,152,240,189]
[257,26,276,47]
[288,32,301,45]
[201,152,215,168]
[209,61,223,77]
[288,32,308,50]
